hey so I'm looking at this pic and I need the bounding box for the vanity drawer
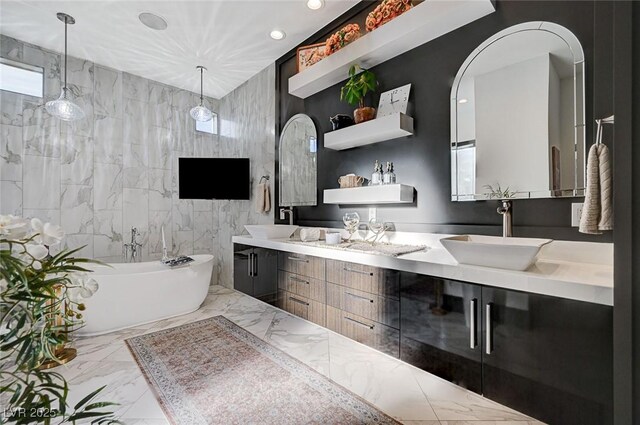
[326,282,399,329]
[278,252,325,280]
[326,306,399,358]
[277,290,325,327]
[278,271,326,303]
[326,259,399,299]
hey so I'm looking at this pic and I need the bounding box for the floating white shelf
[324,113,413,151]
[324,184,415,205]
[288,0,495,99]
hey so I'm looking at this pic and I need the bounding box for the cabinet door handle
[253,252,258,276]
[289,276,309,284]
[289,296,309,306]
[248,253,254,277]
[344,316,374,330]
[287,256,308,263]
[470,298,477,349]
[343,267,373,276]
[485,303,493,355]
[346,292,374,303]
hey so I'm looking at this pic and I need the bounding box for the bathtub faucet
[123,227,143,263]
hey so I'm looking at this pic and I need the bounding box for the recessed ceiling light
[458,98,468,104]
[139,12,168,31]
[270,29,286,40]
[307,0,324,10]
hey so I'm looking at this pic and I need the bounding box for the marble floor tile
[264,310,331,375]
[438,422,545,425]
[411,367,533,422]
[122,419,169,425]
[66,360,148,416]
[328,331,439,421]
[120,390,167,420]
[401,421,441,425]
[62,285,533,425]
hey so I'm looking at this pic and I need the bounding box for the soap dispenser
[388,162,396,184]
[383,162,395,184]
[371,160,382,185]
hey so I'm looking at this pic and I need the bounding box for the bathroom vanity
[232,235,613,425]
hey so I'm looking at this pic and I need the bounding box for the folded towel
[255,183,271,214]
[598,144,612,231]
[300,228,321,242]
[264,184,271,213]
[579,143,612,234]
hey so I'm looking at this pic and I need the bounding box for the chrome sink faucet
[497,200,512,237]
[123,227,143,262]
[280,207,294,225]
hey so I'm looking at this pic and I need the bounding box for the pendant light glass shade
[190,104,213,122]
[47,12,84,122]
[190,66,213,122]
[46,87,85,121]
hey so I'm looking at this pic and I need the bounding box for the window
[196,113,218,135]
[0,58,44,98]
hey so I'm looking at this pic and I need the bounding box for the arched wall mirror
[279,114,318,207]
[450,21,586,201]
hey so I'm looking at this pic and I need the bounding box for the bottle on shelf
[388,162,397,184]
[371,160,382,185]
[383,161,393,184]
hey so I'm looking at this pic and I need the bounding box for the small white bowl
[325,232,342,245]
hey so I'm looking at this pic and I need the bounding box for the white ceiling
[0,0,358,99]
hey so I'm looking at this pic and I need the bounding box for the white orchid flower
[31,218,65,246]
[0,215,29,240]
[25,243,49,260]
[67,273,99,302]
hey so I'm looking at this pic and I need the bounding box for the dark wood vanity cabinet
[400,272,613,425]
[233,246,612,424]
[400,273,483,393]
[233,244,278,305]
[482,288,613,425]
[276,252,327,327]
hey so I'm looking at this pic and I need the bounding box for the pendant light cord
[200,67,204,105]
[64,17,68,89]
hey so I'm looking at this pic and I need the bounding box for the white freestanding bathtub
[79,254,214,336]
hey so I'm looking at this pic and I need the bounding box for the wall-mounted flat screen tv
[178,158,250,200]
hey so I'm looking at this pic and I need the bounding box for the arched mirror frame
[279,113,318,207]
[450,21,586,201]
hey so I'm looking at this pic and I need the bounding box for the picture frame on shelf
[296,42,326,73]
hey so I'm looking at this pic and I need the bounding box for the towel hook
[259,175,270,184]
[595,115,614,145]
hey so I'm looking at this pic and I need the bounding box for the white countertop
[232,234,613,306]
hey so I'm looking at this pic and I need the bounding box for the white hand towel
[597,143,612,231]
[579,143,612,234]
[300,228,320,242]
[263,183,271,213]
[255,183,266,213]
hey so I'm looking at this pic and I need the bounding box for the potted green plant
[340,64,378,124]
[1,214,120,424]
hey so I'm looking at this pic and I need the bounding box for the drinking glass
[343,212,360,242]
[367,218,387,245]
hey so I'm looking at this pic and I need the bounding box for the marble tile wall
[215,63,276,286]
[0,35,275,286]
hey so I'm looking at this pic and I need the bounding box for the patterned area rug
[126,316,401,425]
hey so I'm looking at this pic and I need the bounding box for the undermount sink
[440,235,552,271]
[244,225,298,240]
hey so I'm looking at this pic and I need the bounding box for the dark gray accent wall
[611,2,634,422]
[620,1,639,422]
[634,3,640,419]
[275,0,615,243]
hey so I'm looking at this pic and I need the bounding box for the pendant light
[190,66,213,122]
[45,12,85,121]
